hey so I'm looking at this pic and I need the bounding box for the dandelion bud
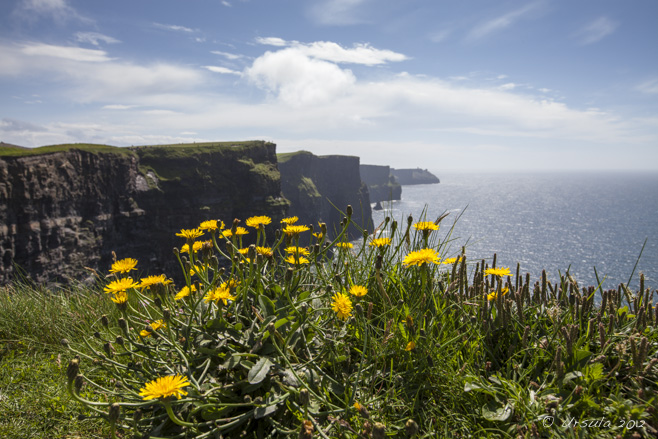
[362,230,368,240]
[66,358,80,384]
[232,218,240,232]
[314,244,320,254]
[398,299,404,307]
[162,308,171,323]
[74,374,85,393]
[405,419,419,437]
[299,388,310,406]
[367,302,373,320]
[268,322,276,335]
[309,224,314,233]
[419,328,426,338]
[407,214,413,226]
[101,314,109,328]
[346,205,353,218]
[355,303,363,315]
[391,220,398,235]
[372,422,386,439]
[108,403,120,423]
[243,395,252,403]
[93,331,101,339]
[61,338,70,348]
[320,222,327,235]
[118,317,127,332]
[248,244,256,260]
[375,255,383,270]
[115,335,124,346]
[153,296,162,308]
[103,342,113,358]
[285,268,294,282]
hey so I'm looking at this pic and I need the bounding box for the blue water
[371,171,658,292]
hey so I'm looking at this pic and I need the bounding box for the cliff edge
[359,164,402,203]
[390,168,440,185]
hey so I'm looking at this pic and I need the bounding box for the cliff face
[278,152,372,239]
[359,164,402,203]
[390,168,440,185]
[0,142,288,284]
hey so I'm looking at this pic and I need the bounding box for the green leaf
[248,357,273,384]
[258,296,276,317]
[562,371,583,385]
[482,401,513,421]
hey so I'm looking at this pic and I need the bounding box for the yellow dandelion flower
[402,248,441,267]
[281,216,298,225]
[349,285,368,297]
[138,274,171,290]
[486,287,510,301]
[238,248,249,255]
[175,228,204,240]
[110,290,129,304]
[140,319,166,338]
[331,293,352,321]
[284,255,310,265]
[485,267,512,277]
[199,219,223,231]
[255,246,273,257]
[220,278,240,290]
[104,277,138,294]
[441,257,462,265]
[203,286,236,305]
[405,341,416,351]
[335,242,353,250]
[139,374,190,401]
[413,221,439,231]
[283,224,310,236]
[109,258,138,274]
[353,401,363,411]
[245,215,272,228]
[174,285,196,301]
[190,264,207,277]
[234,227,249,236]
[285,246,310,256]
[369,237,391,248]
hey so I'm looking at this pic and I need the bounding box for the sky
[1,0,657,170]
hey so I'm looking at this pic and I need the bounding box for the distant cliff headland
[391,168,440,185]
[0,142,376,285]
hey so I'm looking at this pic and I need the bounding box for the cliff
[0,141,288,284]
[278,151,372,239]
[390,168,440,185]
[359,164,402,203]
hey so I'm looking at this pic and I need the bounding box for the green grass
[0,143,136,158]
[1,213,657,438]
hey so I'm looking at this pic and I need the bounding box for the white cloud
[0,42,205,102]
[428,29,451,44]
[211,50,245,60]
[254,38,407,66]
[153,23,196,33]
[221,1,231,6]
[467,2,544,41]
[102,104,137,110]
[14,0,93,24]
[246,48,356,106]
[575,17,618,45]
[21,43,113,62]
[308,0,369,25]
[637,78,658,95]
[204,66,242,75]
[255,37,288,47]
[499,83,517,90]
[74,32,120,46]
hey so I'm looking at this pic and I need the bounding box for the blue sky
[1,0,657,170]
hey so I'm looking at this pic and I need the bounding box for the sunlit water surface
[371,171,658,292]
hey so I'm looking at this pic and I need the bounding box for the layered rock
[278,151,372,239]
[0,142,288,284]
[359,164,402,203]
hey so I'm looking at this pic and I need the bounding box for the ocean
[371,171,658,293]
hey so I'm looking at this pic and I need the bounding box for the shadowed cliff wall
[359,164,402,203]
[278,151,372,239]
[0,141,288,284]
